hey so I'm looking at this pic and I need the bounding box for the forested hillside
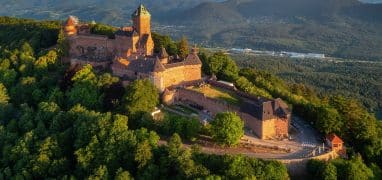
[233,54,382,119]
[0,16,290,179]
[0,17,59,52]
[197,48,382,179]
[165,0,382,60]
[1,16,382,179]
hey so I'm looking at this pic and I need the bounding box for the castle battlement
[65,4,202,92]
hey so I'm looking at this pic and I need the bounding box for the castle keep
[64,4,290,140]
[64,5,202,91]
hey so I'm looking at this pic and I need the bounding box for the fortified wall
[163,83,291,139]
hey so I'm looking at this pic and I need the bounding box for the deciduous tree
[210,112,244,146]
[123,79,159,123]
[135,140,152,169]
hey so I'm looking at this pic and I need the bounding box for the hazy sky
[359,0,382,3]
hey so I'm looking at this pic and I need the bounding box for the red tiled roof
[326,134,344,144]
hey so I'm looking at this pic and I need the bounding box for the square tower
[132,4,151,38]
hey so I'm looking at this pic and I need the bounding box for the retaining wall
[279,150,339,176]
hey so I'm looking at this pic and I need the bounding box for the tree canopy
[210,112,244,146]
[123,79,159,124]
[152,32,178,55]
[201,52,239,82]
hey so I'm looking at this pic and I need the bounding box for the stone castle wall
[68,34,140,60]
[275,116,290,138]
[261,119,277,139]
[175,89,240,126]
[171,88,282,139]
[68,35,113,59]
[176,88,237,115]
[184,65,202,82]
[236,111,263,138]
[161,66,186,89]
[154,64,202,91]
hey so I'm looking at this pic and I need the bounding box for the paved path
[291,116,321,147]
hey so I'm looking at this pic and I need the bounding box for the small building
[326,133,346,156]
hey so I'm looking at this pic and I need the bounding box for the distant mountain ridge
[161,0,382,60]
[1,0,382,59]
[0,0,222,24]
[360,0,382,3]
[169,0,382,23]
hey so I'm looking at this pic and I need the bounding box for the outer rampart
[279,150,339,177]
[174,88,279,139]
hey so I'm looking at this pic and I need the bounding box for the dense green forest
[1,16,382,179]
[307,156,381,180]
[232,54,382,119]
[0,17,60,53]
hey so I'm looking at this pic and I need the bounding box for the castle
[64,5,290,140]
[64,4,202,92]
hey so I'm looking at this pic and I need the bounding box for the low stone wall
[207,79,266,103]
[279,150,339,176]
[177,88,238,115]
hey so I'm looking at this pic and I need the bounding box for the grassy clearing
[169,104,198,115]
[192,85,241,105]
